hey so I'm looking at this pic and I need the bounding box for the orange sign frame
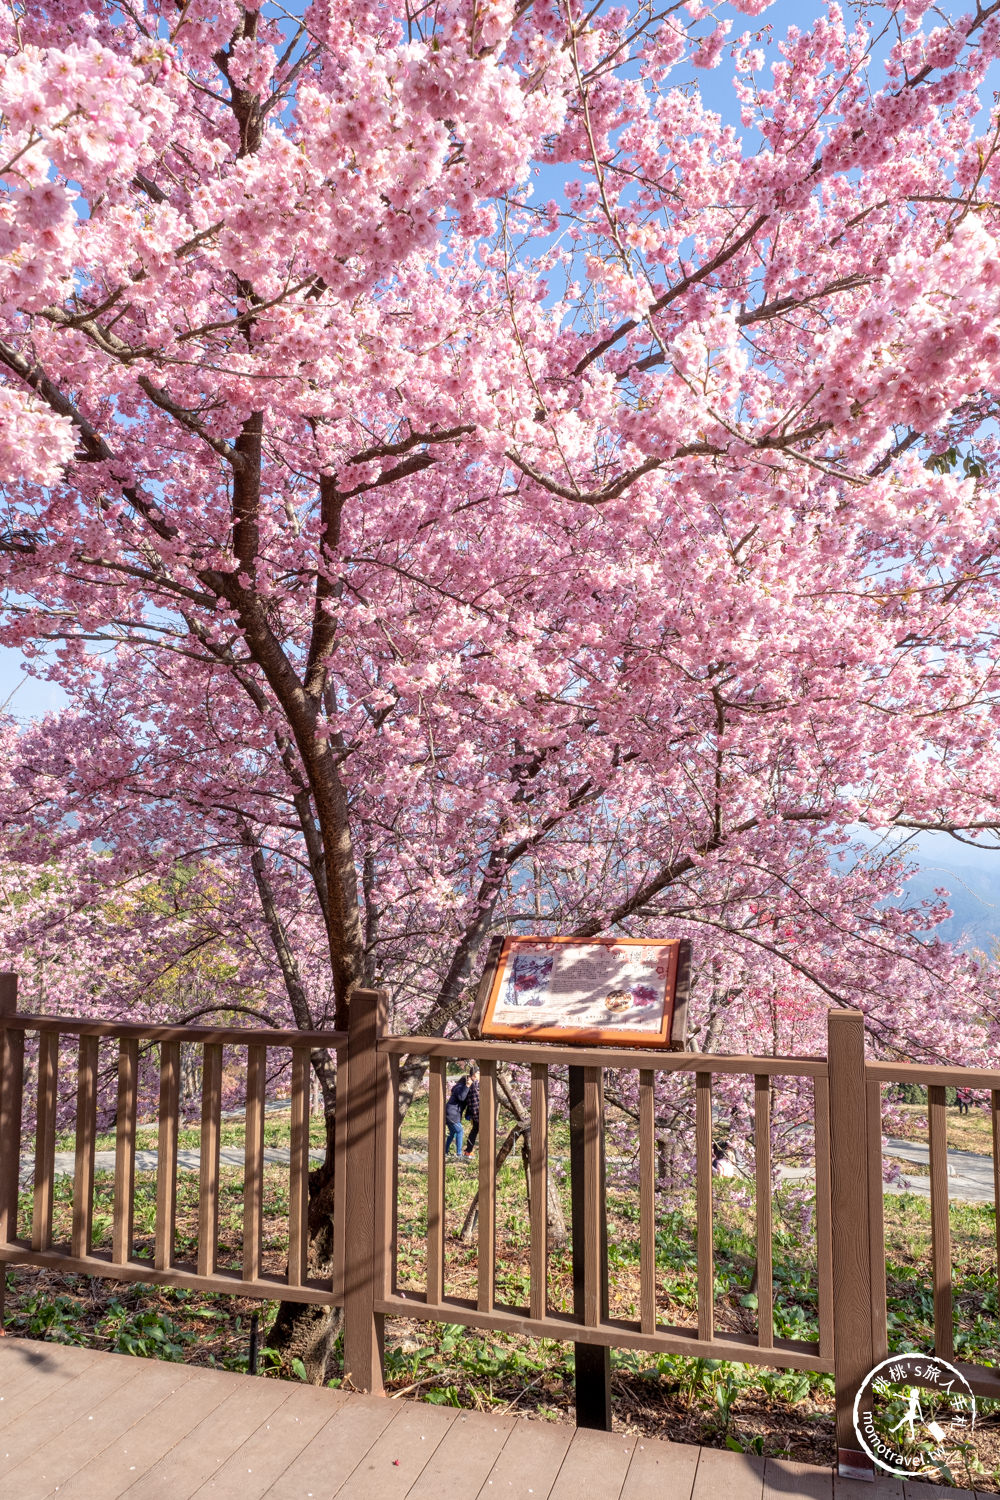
[473,935,690,1050]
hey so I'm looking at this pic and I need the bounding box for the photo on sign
[478,936,686,1049]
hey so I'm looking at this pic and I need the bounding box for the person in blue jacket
[445,1070,470,1157]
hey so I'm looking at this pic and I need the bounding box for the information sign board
[474,935,688,1049]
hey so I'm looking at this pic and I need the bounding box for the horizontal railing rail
[379,1034,828,1076]
[0,1012,343,1049]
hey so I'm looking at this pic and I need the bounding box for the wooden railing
[866,1059,1000,1402]
[1,973,998,1479]
[376,1036,832,1368]
[0,975,347,1306]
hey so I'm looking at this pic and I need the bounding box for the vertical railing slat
[332,1046,347,1305]
[529,1063,549,1321]
[198,1043,222,1277]
[32,1031,58,1252]
[754,1074,773,1351]
[695,1071,714,1342]
[580,1066,603,1329]
[288,1048,311,1288]
[71,1034,99,1259]
[155,1040,180,1272]
[374,1049,397,1304]
[112,1037,138,1264]
[813,1072,834,1362]
[243,1044,267,1283]
[477,1060,496,1313]
[866,1078,888,1364]
[639,1068,656,1336]
[0,1026,24,1246]
[427,1057,445,1305]
[928,1083,953,1360]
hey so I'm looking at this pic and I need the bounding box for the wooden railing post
[341,987,390,1395]
[569,1064,611,1430]
[827,1008,876,1481]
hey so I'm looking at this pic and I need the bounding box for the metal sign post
[568,1064,611,1429]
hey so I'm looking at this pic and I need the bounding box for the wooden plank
[620,1436,701,1500]
[406,1411,518,1500]
[380,1035,827,1077]
[265,1391,397,1500]
[475,1416,575,1499]
[529,1061,549,1321]
[813,1074,834,1363]
[866,1078,887,1364]
[54,1363,246,1500]
[549,1426,637,1500]
[287,1047,310,1288]
[1,1356,189,1495]
[243,1042,267,1282]
[827,1009,875,1464]
[72,1034,99,1259]
[155,1039,180,1272]
[124,1373,293,1500]
[342,988,388,1395]
[477,1059,496,1313]
[928,1083,953,1360]
[692,1444,765,1500]
[2,1014,346,1049]
[0,1342,104,1433]
[427,1055,446,1306]
[835,1477,902,1500]
[639,1068,656,1335]
[112,1036,138,1264]
[376,1291,833,1371]
[168,1382,345,1500]
[755,1073,773,1351]
[0,1344,137,1479]
[696,1071,714,1342]
[198,1042,223,1277]
[32,1029,58,1252]
[903,1483,980,1499]
[763,1457,834,1497]
[0,1026,24,1244]
[329,1399,456,1499]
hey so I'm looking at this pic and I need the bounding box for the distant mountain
[896,832,1000,953]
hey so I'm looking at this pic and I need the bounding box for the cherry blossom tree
[4,0,1000,1374]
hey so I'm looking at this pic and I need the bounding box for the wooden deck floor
[0,1337,989,1500]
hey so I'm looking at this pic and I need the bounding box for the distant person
[463,1064,481,1157]
[445,1070,472,1157]
[956,1087,972,1115]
